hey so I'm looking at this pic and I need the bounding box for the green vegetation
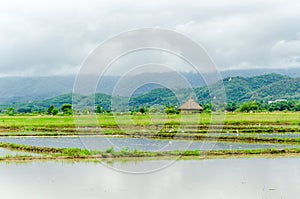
[226,100,300,112]
[1,73,300,162]
[2,142,300,162]
[1,73,300,114]
[0,112,300,133]
[6,107,15,116]
[127,73,300,108]
[236,101,259,112]
[47,105,59,115]
[0,113,300,147]
[1,112,300,161]
[165,106,179,114]
[61,103,72,115]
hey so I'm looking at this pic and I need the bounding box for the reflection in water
[0,136,297,152]
[0,158,300,199]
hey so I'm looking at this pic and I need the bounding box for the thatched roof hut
[178,98,203,113]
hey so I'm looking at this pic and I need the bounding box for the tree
[294,102,300,111]
[6,107,15,116]
[237,101,259,112]
[202,103,212,112]
[18,107,32,113]
[139,107,147,114]
[96,105,104,113]
[52,108,59,115]
[47,105,55,115]
[47,105,59,115]
[165,106,179,114]
[61,104,72,115]
[225,102,238,112]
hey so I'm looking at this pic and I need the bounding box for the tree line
[225,100,300,112]
[2,100,300,115]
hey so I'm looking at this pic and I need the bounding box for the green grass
[1,112,300,161]
[0,112,299,127]
[1,112,300,140]
[2,142,300,162]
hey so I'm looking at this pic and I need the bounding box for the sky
[0,0,300,76]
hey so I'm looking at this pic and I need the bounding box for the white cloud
[271,37,300,67]
[175,1,300,70]
[272,39,300,56]
[0,0,299,76]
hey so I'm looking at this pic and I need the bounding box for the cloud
[175,1,300,70]
[271,37,300,67]
[0,0,299,76]
[272,38,300,56]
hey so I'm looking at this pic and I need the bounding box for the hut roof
[178,98,203,110]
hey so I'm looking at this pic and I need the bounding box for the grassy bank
[2,142,300,162]
[0,112,300,129]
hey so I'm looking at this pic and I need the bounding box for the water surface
[0,158,300,199]
[0,136,298,151]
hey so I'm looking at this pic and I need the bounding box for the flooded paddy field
[1,158,300,199]
[0,136,298,152]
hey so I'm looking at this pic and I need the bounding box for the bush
[165,106,179,114]
[61,104,72,115]
[237,101,259,112]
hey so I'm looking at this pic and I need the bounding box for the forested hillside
[1,68,300,103]
[1,73,300,113]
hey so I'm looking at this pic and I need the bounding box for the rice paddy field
[0,112,299,136]
[1,112,300,161]
[1,112,300,199]
[0,112,299,128]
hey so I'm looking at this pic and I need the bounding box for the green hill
[129,73,295,106]
[245,78,300,101]
[1,73,300,113]
[220,73,291,102]
[1,68,300,103]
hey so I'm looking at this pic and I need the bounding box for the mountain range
[1,68,300,104]
[1,72,300,113]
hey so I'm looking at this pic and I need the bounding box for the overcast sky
[0,0,300,76]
